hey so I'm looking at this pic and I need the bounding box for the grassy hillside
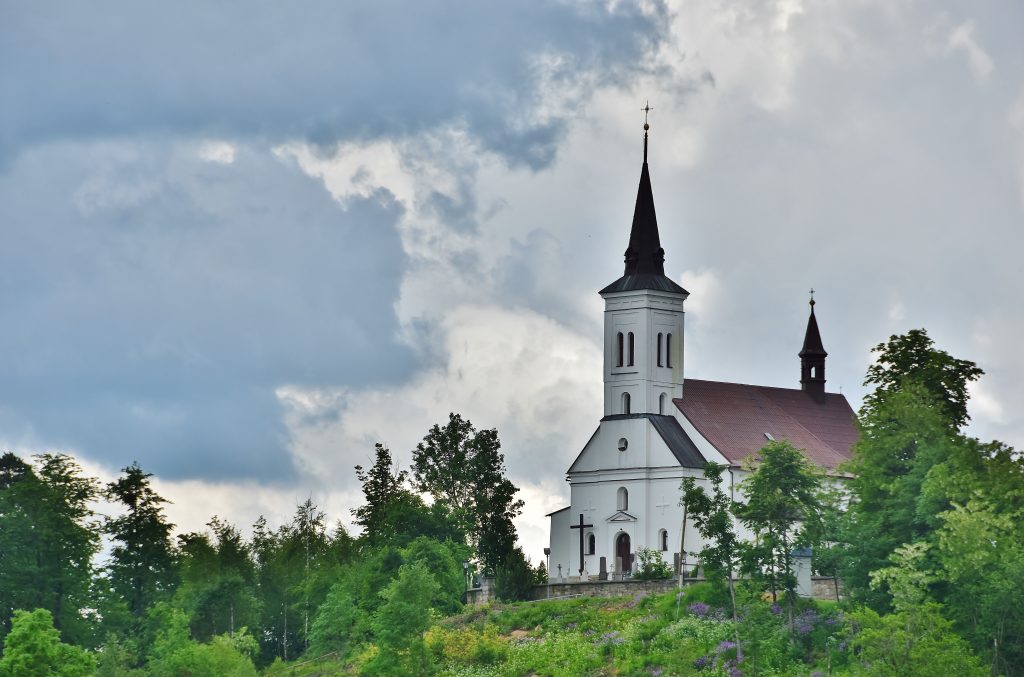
[265,585,850,676]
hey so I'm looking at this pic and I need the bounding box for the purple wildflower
[650,669,663,677]
[795,609,819,635]
[715,640,738,653]
[693,655,711,670]
[598,631,624,645]
[688,602,711,618]
[812,672,824,677]
[770,602,782,615]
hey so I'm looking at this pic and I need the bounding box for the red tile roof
[674,379,859,470]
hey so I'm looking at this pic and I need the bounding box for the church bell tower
[598,116,688,417]
[799,293,828,401]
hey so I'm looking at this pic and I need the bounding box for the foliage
[0,609,94,677]
[862,328,982,431]
[104,463,178,622]
[849,604,985,677]
[173,518,260,643]
[632,547,672,580]
[840,383,957,609]
[680,463,742,620]
[0,453,100,649]
[736,440,825,611]
[367,560,438,674]
[306,584,364,659]
[145,602,258,677]
[494,547,535,601]
[412,413,524,573]
[425,624,507,666]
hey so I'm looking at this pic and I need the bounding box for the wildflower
[795,609,819,635]
[687,602,711,618]
[715,640,738,653]
[693,655,711,670]
[769,602,782,615]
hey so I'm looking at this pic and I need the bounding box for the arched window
[587,533,596,555]
[627,332,635,366]
[666,333,673,368]
[617,487,628,511]
[621,392,631,415]
[616,332,624,367]
[659,392,667,415]
[657,333,663,367]
[659,529,668,551]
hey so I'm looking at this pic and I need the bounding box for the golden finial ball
[644,123,650,131]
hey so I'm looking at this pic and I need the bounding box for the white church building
[546,125,858,582]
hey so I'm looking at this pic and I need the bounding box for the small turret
[799,291,827,401]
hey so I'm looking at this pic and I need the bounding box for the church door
[615,533,631,574]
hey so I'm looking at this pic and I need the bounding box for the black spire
[800,291,827,401]
[600,114,687,296]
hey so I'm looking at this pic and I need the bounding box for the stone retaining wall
[466,575,844,606]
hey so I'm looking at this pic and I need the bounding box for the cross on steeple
[641,100,653,162]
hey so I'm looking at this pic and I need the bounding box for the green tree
[145,603,258,677]
[681,463,742,621]
[840,383,957,609]
[493,547,535,601]
[862,328,983,430]
[412,413,523,572]
[0,609,94,677]
[104,462,178,620]
[353,443,465,549]
[368,561,438,675]
[929,499,1024,674]
[0,453,100,648]
[307,584,365,659]
[736,441,824,630]
[174,518,260,642]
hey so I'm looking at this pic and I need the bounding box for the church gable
[566,414,705,474]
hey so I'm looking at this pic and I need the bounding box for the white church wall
[547,508,571,581]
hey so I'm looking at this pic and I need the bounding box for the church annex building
[545,125,859,582]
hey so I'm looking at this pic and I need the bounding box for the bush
[425,624,507,665]
[0,609,95,677]
[633,547,673,580]
[494,548,536,601]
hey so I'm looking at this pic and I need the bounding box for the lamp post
[462,560,469,603]
[543,547,551,599]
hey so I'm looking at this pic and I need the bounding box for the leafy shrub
[494,548,536,601]
[425,625,507,665]
[679,581,731,608]
[633,547,673,580]
[850,603,987,676]
[0,609,95,677]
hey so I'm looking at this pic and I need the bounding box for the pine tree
[105,462,178,619]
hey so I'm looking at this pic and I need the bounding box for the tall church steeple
[799,291,827,401]
[599,112,688,417]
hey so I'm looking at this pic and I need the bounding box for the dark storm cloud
[0,141,412,480]
[0,1,667,169]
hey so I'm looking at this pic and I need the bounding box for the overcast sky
[2,0,1022,562]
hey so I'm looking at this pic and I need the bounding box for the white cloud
[946,21,994,84]
[198,140,236,165]
[277,304,601,556]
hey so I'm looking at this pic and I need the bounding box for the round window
[617,437,628,452]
